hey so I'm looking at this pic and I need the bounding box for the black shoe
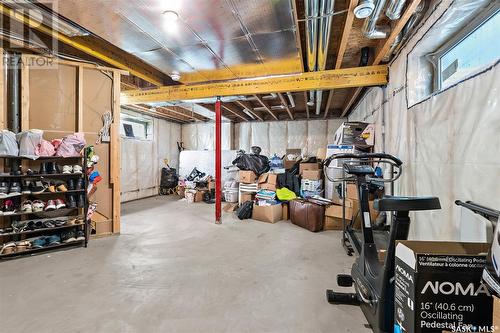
[53,163,61,174]
[75,230,85,241]
[10,169,22,176]
[60,230,76,243]
[30,180,46,195]
[47,162,57,174]
[77,194,85,208]
[75,178,85,190]
[21,181,31,194]
[67,179,75,191]
[9,182,21,195]
[39,163,48,174]
[0,181,9,196]
[67,195,77,208]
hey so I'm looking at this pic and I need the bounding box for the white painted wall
[121,118,181,202]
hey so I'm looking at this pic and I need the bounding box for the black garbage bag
[232,149,270,175]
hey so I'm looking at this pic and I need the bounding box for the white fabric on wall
[181,122,232,150]
[121,119,182,202]
[349,0,500,241]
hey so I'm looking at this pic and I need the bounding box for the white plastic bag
[0,130,19,156]
[16,129,43,159]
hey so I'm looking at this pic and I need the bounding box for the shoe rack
[0,153,89,260]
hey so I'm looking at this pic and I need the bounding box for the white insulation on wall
[121,118,181,202]
[349,0,499,241]
[234,119,345,157]
[181,122,232,150]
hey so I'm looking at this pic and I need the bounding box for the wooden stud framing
[20,54,30,131]
[126,105,189,123]
[121,65,388,104]
[77,65,84,132]
[335,0,359,69]
[253,95,278,120]
[278,93,294,120]
[111,71,121,234]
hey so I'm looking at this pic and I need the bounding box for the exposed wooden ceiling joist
[253,95,279,120]
[303,91,310,119]
[121,65,388,104]
[335,0,359,69]
[156,106,208,122]
[221,103,250,122]
[278,93,294,120]
[341,0,422,117]
[234,100,263,121]
[125,105,189,123]
[323,90,335,119]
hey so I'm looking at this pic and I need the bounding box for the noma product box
[394,241,493,333]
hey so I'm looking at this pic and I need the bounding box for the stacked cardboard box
[257,173,278,191]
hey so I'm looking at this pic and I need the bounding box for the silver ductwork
[391,1,427,56]
[305,0,319,107]
[286,92,295,108]
[385,0,407,20]
[315,0,335,115]
[362,0,390,39]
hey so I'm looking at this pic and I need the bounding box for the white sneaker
[21,200,33,213]
[32,200,45,212]
[73,165,83,174]
[62,165,73,174]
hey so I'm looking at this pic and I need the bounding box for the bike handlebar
[330,152,403,166]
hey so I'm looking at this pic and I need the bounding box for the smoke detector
[354,0,375,19]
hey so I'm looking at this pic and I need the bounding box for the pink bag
[55,133,86,157]
[37,139,56,157]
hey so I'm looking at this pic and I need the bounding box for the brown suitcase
[289,199,326,232]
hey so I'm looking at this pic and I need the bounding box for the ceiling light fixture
[170,72,181,81]
[162,10,179,22]
[354,0,375,19]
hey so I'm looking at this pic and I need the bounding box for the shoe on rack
[75,230,85,241]
[55,199,66,210]
[77,194,85,208]
[43,220,55,228]
[3,200,15,215]
[21,200,33,213]
[46,181,56,193]
[30,181,46,194]
[0,181,9,197]
[56,181,68,192]
[26,221,36,230]
[21,181,31,194]
[73,165,83,174]
[26,169,38,176]
[11,220,27,232]
[67,179,75,191]
[60,230,76,243]
[67,195,77,208]
[46,162,57,174]
[53,163,61,174]
[39,162,48,175]
[45,200,56,211]
[47,234,61,246]
[8,182,21,196]
[32,200,45,212]
[75,178,85,190]
[0,242,17,254]
[31,237,47,249]
[62,165,73,174]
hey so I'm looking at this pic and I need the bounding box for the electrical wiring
[96,111,113,145]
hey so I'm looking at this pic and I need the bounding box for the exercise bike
[325,152,441,333]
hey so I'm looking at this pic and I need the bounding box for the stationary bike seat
[374,196,441,212]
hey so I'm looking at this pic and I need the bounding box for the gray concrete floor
[0,196,371,333]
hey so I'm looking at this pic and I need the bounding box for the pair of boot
[66,194,85,208]
[39,162,60,175]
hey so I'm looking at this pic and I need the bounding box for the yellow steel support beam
[0,4,163,86]
[121,65,388,104]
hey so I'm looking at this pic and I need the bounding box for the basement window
[120,111,153,141]
[431,5,499,91]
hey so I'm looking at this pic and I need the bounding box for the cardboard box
[333,122,375,148]
[239,170,257,183]
[284,160,297,170]
[260,183,277,191]
[241,193,255,203]
[317,147,327,160]
[178,186,186,197]
[282,203,289,220]
[395,241,493,333]
[223,203,238,212]
[299,162,321,175]
[252,204,283,223]
[195,189,207,202]
[302,169,322,180]
[324,203,354,231]
[346,183,358,200]
[258,173,278,191]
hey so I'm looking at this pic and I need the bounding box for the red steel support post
[215,98,222,224]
